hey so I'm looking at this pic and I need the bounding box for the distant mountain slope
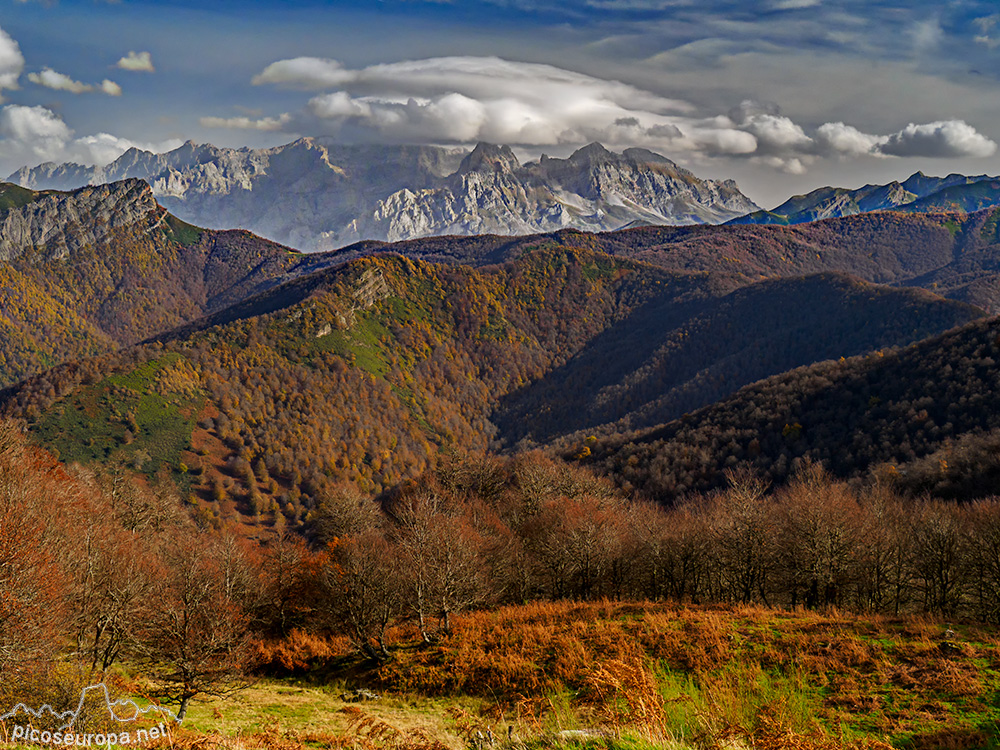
[493,272,984,445]
[348,207,1000,312]
[9,139,759,250]
[0,247,982,529]
[730,172,998,226]
[582,313,1000,503]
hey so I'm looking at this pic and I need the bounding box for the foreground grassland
[8,601,988,750]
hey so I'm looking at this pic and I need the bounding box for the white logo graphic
[1,683,179,746]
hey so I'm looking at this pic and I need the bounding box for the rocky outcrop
[0,179,162,262]
[353,142,759,244]
[10,139,759,251]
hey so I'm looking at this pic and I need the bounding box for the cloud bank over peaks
[0,104,181,169]
[225,56,997,173]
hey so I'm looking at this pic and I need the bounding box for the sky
[2,0,1000,207]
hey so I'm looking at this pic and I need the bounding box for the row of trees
[315,457,1000,660]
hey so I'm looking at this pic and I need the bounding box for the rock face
[10,139,759,251]
[0,179,162,262]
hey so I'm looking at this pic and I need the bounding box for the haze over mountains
[9,139,759,251]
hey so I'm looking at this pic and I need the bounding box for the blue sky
[3,0,1000,205]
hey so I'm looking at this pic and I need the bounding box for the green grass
[164,214,205,246]
[0,183,42,212]
[33,353,203,475]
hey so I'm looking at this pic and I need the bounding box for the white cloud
[28,68,92,94]
[739,113,813,153]
[0,104,181,171]
[0,105,72,162]
[880,120,998,158]
[116,51,154,73]
[813,120,996,159]
[753,155,811,174]
[230,55,999,174]
[252,57,353,89]
[199,113,293,131]
[27,68,124,97]
[815,122,886,157]
[0,27,24,100]
[248,55,709,151]
[66,133,183,166]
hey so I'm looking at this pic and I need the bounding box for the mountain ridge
[730,172,1000,226]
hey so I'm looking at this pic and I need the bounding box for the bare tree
[707,469,773,604]
[322,532,402,661]
[141,531,252,721]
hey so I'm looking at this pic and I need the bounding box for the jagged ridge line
[0,683,179,730]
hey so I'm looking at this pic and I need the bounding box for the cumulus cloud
[880,120,997,158]
[100,80,122,97]
[0,27,24,100]
[116,51,154,73]
[28,68,90,94]
[0,104,181,171]
[66,133,183,166]
[738,113,813,154]
[814,122,885,157]
[0,105,72,162]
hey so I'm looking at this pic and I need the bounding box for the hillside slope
[0,180,347,386]
[583,313,1000,502]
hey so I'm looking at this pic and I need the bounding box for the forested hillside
[582,313,1000,502]
[0,245,982,532]
[332,206,1000,312]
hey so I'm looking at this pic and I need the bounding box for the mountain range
[730,171,1000,226]
[8,139,759,251]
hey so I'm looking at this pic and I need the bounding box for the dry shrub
[582,651,666,734]
[252,630,348,674]
[695,700,892,750]
[902,728,990,750]
[341,706,451,750]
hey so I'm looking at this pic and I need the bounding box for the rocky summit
[10,139,759,251]
[0,179,163,262]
